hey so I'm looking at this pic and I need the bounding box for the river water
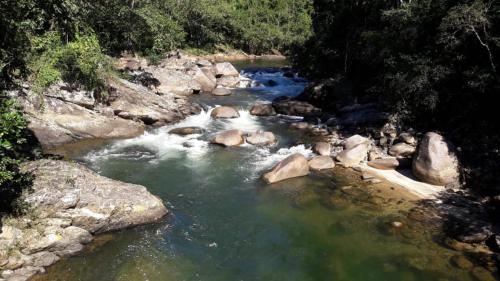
[32,61,477,281]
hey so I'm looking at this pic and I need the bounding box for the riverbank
[2,56,497,281]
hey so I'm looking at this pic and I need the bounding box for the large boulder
[272,97,322,117]
[169,127,205,136]
[336,143,370,167]
[308,156,335,171]
[108,78,191,126]
[13,90,146,149]
[212,87,232,96]
[344,135,370,149]
[313,142,331,156]
[246,131,277,146]
[214,62,239,77]
[412,132,460,187]
[192,66,216,92]
[210,106,240,118]
[211,130,245,147]
[22,160,168,233]
[216,76,241,88]
[389,143,416,158]
[263,154,310,184]
[0,160,168,280]
[250,103,277,116]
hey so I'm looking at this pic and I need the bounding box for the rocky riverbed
[2,55,499,281]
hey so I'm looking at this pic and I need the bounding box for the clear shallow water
[32,62,476,281]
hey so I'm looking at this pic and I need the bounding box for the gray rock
[263,154,310,184]
[250,103,276,116]
[412,132,460,186]
[336,143,370,167]
[399,132,417,145]
[272,97,322,117]
[210,106,240,119]
[212,87,232,96]
[21,160,168,234]
[44,82,95,109]
[211,130,245,147]
[169,127,205,136]
[216,76,241,88]
[213,62,239,77]
[30,252,59,267]
[308,156,335,170]
[344,135,370,150]
[313,142,331,156]
[367,158,400,170]
[389,143,416,158]
[246,131,277,146]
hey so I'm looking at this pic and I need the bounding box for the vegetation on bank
[292,0,500,194]
[0,0,313,214]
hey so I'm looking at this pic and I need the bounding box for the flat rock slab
[355,164,445,199]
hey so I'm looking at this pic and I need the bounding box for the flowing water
[33,60,478,281]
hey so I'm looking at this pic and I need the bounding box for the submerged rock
[412,132,460,187]
[211,130,245,147]
[210,106,240,118]
[169,127,205,136]
[212,87,232,96]
[246,131,277,146]
[263,153,310,184]
[250,103,276,116]
[308,156,335,170]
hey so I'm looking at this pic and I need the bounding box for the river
[32,60,477,281]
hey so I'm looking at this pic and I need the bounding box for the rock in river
[336,143,370,167]
[272,97,322,117]
[246,131,277,146]
[169,127,205,136]
[263,153,310,184]
[367,158,400,170]
[308,156,335,171]
[412,132,460,187]
[250,103,277,116]
[212,87,232,96]
[211,130,245,147]
[210,106,240,119]
[389,143,416,158]
[313,142,331,156]
[0,160,168,281]
[214,62,240,77]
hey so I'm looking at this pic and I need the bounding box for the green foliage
[0,98,32,214]
[293,0,500,192]
[28,31,110,92]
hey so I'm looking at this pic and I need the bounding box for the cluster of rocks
[9,52,250,150]
[119,52,251,98]
[0,160,167,281]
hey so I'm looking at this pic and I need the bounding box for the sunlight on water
[32,61,478,281]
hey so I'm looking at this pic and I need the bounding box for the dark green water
[32,61,477,281]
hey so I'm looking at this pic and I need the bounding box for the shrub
[28,31,110,93]
[0,98,32,215]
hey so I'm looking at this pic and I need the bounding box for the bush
[0,98,32,215]
[28,31,110,93]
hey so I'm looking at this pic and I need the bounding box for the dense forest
[292,0,500,194]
